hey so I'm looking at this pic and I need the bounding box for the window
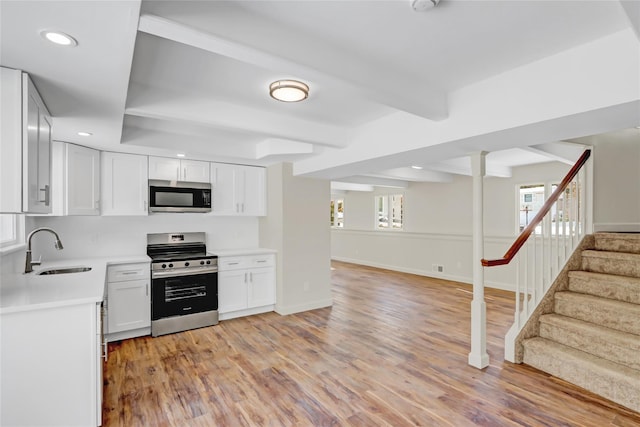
[376,194,403,229]
[518,184,545,232]
[518,182,581,235]
[0,214,25,250]
[330,198,344,228]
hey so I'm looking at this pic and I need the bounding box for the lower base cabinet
[105,262,150,342]
[0,302,103,426]
[218,253,275,320]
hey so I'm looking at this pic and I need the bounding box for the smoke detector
[411,0,441,12]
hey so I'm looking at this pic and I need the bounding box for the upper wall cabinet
[0,68,52,214]
[211,163,266,216]
[148,157,210,183]
[101,152,148,216]
[50,142,100,216]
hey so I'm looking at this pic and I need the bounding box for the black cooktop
[147,242,216,263]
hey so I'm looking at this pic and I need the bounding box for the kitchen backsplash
[29,215,259,260]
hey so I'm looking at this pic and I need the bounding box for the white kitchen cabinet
[105,262,150,341]
[148,156,210,183]
[218,269,249,313]
[51,142,100,215]
[211,163,266,216]
[101,151,149,215]
[0,302,103,426]
[218,253,275,320]
[0,67,52,213]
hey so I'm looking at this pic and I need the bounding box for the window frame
[375,194,404,231]
[0,213,25,253]
[330,197,344,228]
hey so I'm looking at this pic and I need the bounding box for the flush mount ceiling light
[176,153,186,158]
[411,0,441,12]
[411,165,423,170]
[40,30,78,47]
[269,80,309,102]
[77,131,92,137]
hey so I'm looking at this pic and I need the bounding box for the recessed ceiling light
[635,126,640,129]
[77,131,92,137]
[269,80,309,102]
[176,153,186,158]
[40,30,78,47]
[411,165,423,170]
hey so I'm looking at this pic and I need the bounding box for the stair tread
[555,291,640,311]
[581,250,640,260]
[523,337,640,379]
[539,314,640,348]
[568,270,640,285]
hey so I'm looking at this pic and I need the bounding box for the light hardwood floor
[103,261,640,426]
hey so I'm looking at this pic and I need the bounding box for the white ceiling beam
[371,168,454,183]
[424,161,512,178]
[619,0,640,40]
[336,175,409,189]
[522,141,588,165]
[138,14,448,120]
[330,182,375,192]
[256,138,314,159]
[125,86,349,149]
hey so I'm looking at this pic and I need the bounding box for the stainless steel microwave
[148,180,212,213]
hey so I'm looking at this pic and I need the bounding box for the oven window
[155,192,193,207]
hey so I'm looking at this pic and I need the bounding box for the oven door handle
[152,267,218,279]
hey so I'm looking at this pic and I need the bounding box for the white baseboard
[593,223,640,232]
[276,298,333,316]
[331,256,515,292]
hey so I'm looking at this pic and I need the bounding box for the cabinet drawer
[218,257,250,271]
[249,254,275,268]
[107,263,149,282]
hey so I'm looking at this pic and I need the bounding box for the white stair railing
[482,149,592,362]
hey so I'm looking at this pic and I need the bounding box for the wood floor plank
[102,261,640,426]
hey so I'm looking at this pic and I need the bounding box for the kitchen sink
[37,267,92,275]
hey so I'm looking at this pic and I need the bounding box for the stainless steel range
[147,232,218,337]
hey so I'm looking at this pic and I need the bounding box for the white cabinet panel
[149,157,210,183]
[66,144,100,215]
[0,68,52,213]
[101,152,148,215]
[218,253,275,318]
[218,270,249,314]
[148,156,180,181]
[210,163,266,216]
[248,267,275,308]
[105,263,150,337]
[182,159,210,183]
[107,279,150,333]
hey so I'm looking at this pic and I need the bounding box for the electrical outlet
[438,265,444,273]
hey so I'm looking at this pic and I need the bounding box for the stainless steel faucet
[24,227,64,273]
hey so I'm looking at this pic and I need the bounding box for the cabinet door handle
[244,272,248,283]
[249,272,253,282]
[120,271,138,275]
[236,203,239,213]
[144,200,148,211]
[256,260,267,263]
[241,203,245,213]
[228,262,239,266]
[39,185,50,206]
[183,167,187,180]
[146,283,149,296]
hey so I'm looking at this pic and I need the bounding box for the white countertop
[211,248,277,257]
[0,256,150,315]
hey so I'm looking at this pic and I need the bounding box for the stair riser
[568,274,640,304]
[554,299,640,335]
[581,256,640,279]
[523,343,640,412]
[539,322,640,370]
[595,235,640,255]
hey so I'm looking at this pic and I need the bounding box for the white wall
[591,132,640,231]
[260,163,332,315]
[332,161,572,290]
[29,214,258,260]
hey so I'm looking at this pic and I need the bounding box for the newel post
[468,151,490,369]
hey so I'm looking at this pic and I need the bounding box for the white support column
[468,151,490,369]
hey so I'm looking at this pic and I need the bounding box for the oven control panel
[151,257,218,273]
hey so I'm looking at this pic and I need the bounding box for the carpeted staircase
[522,233,640,412]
